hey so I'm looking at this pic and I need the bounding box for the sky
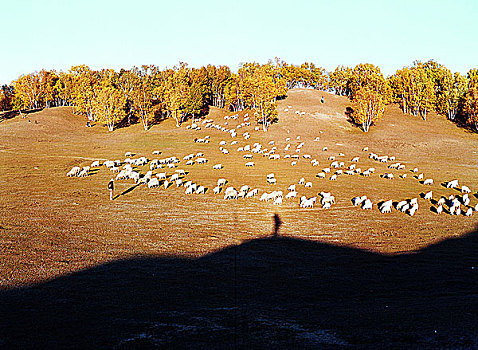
[1,0,477,85]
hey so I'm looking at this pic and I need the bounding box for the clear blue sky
[1,0,477,85]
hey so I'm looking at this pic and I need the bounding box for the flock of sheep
[66,110,477,219]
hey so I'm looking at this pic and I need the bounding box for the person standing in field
[108,179,114,200]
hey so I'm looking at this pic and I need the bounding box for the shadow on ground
[0,226,477,349]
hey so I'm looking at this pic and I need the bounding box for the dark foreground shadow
[0,228,477,349]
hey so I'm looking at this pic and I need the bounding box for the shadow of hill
[0,228,477,349]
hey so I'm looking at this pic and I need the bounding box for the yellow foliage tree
[329,66,352,96]
[131,66,155,130]
[92,70,125,131]
[352,87,385,132]
[465,70,478,130]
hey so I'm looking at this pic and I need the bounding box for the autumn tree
[329,66,352,96]
[435,69,467,120]
[350,63,390,102]
[464,69,478,130]
[92,70,125,131]
[117,68,140,124]
[239,62,282,131]
[185,67,209,123]
[352,87,385,132]
[69,65,98,120]
[207,65,231,108]
[0,85,14,111]
[160,63,191,127]
[12,72,44,110]
[389,63,434,120]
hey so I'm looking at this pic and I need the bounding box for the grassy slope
[0,89,477,288]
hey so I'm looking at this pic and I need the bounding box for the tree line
[1,59,477,132]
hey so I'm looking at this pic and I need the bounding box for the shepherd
[108,178,114,200]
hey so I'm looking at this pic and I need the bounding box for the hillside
[0,88,477,290]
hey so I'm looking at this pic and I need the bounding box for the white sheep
[446,180,459,188]
[380,205,392,213]
[175,179,183,187]
[409,206,417,216]
[78,167,90,177]
[217,178,227,187]
[148,178,159,188]
[213,186,221,194]
[417,173,424,180]
[462,185,471,193]
[352,196,366,206]
[362,199,372,210]
[170,173,179,182]
[67,166,81,177]
[285,191,297,199]
[291,161,297,166]
[321,196,335,205]
[330,174,337,181]
[246,189,258,198]
[379,200,393,211]
[245,162,255,167]
[436,205,443,214]
[305,182,312,188]
[267,177,277,185]
[273,196,283,205]
[157,172,167,180]
[298,178,305,185]
[301,198,315,208]
[91,160,101,167]
[213,164,223,170]
[465,208,473,216]
[424,191,433,200]
[240,185,249,192]
[423,178,433,185]
[288,184,296,192]
[396,200,407,210]
[317,172,326,179]
[196,186,206,194]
